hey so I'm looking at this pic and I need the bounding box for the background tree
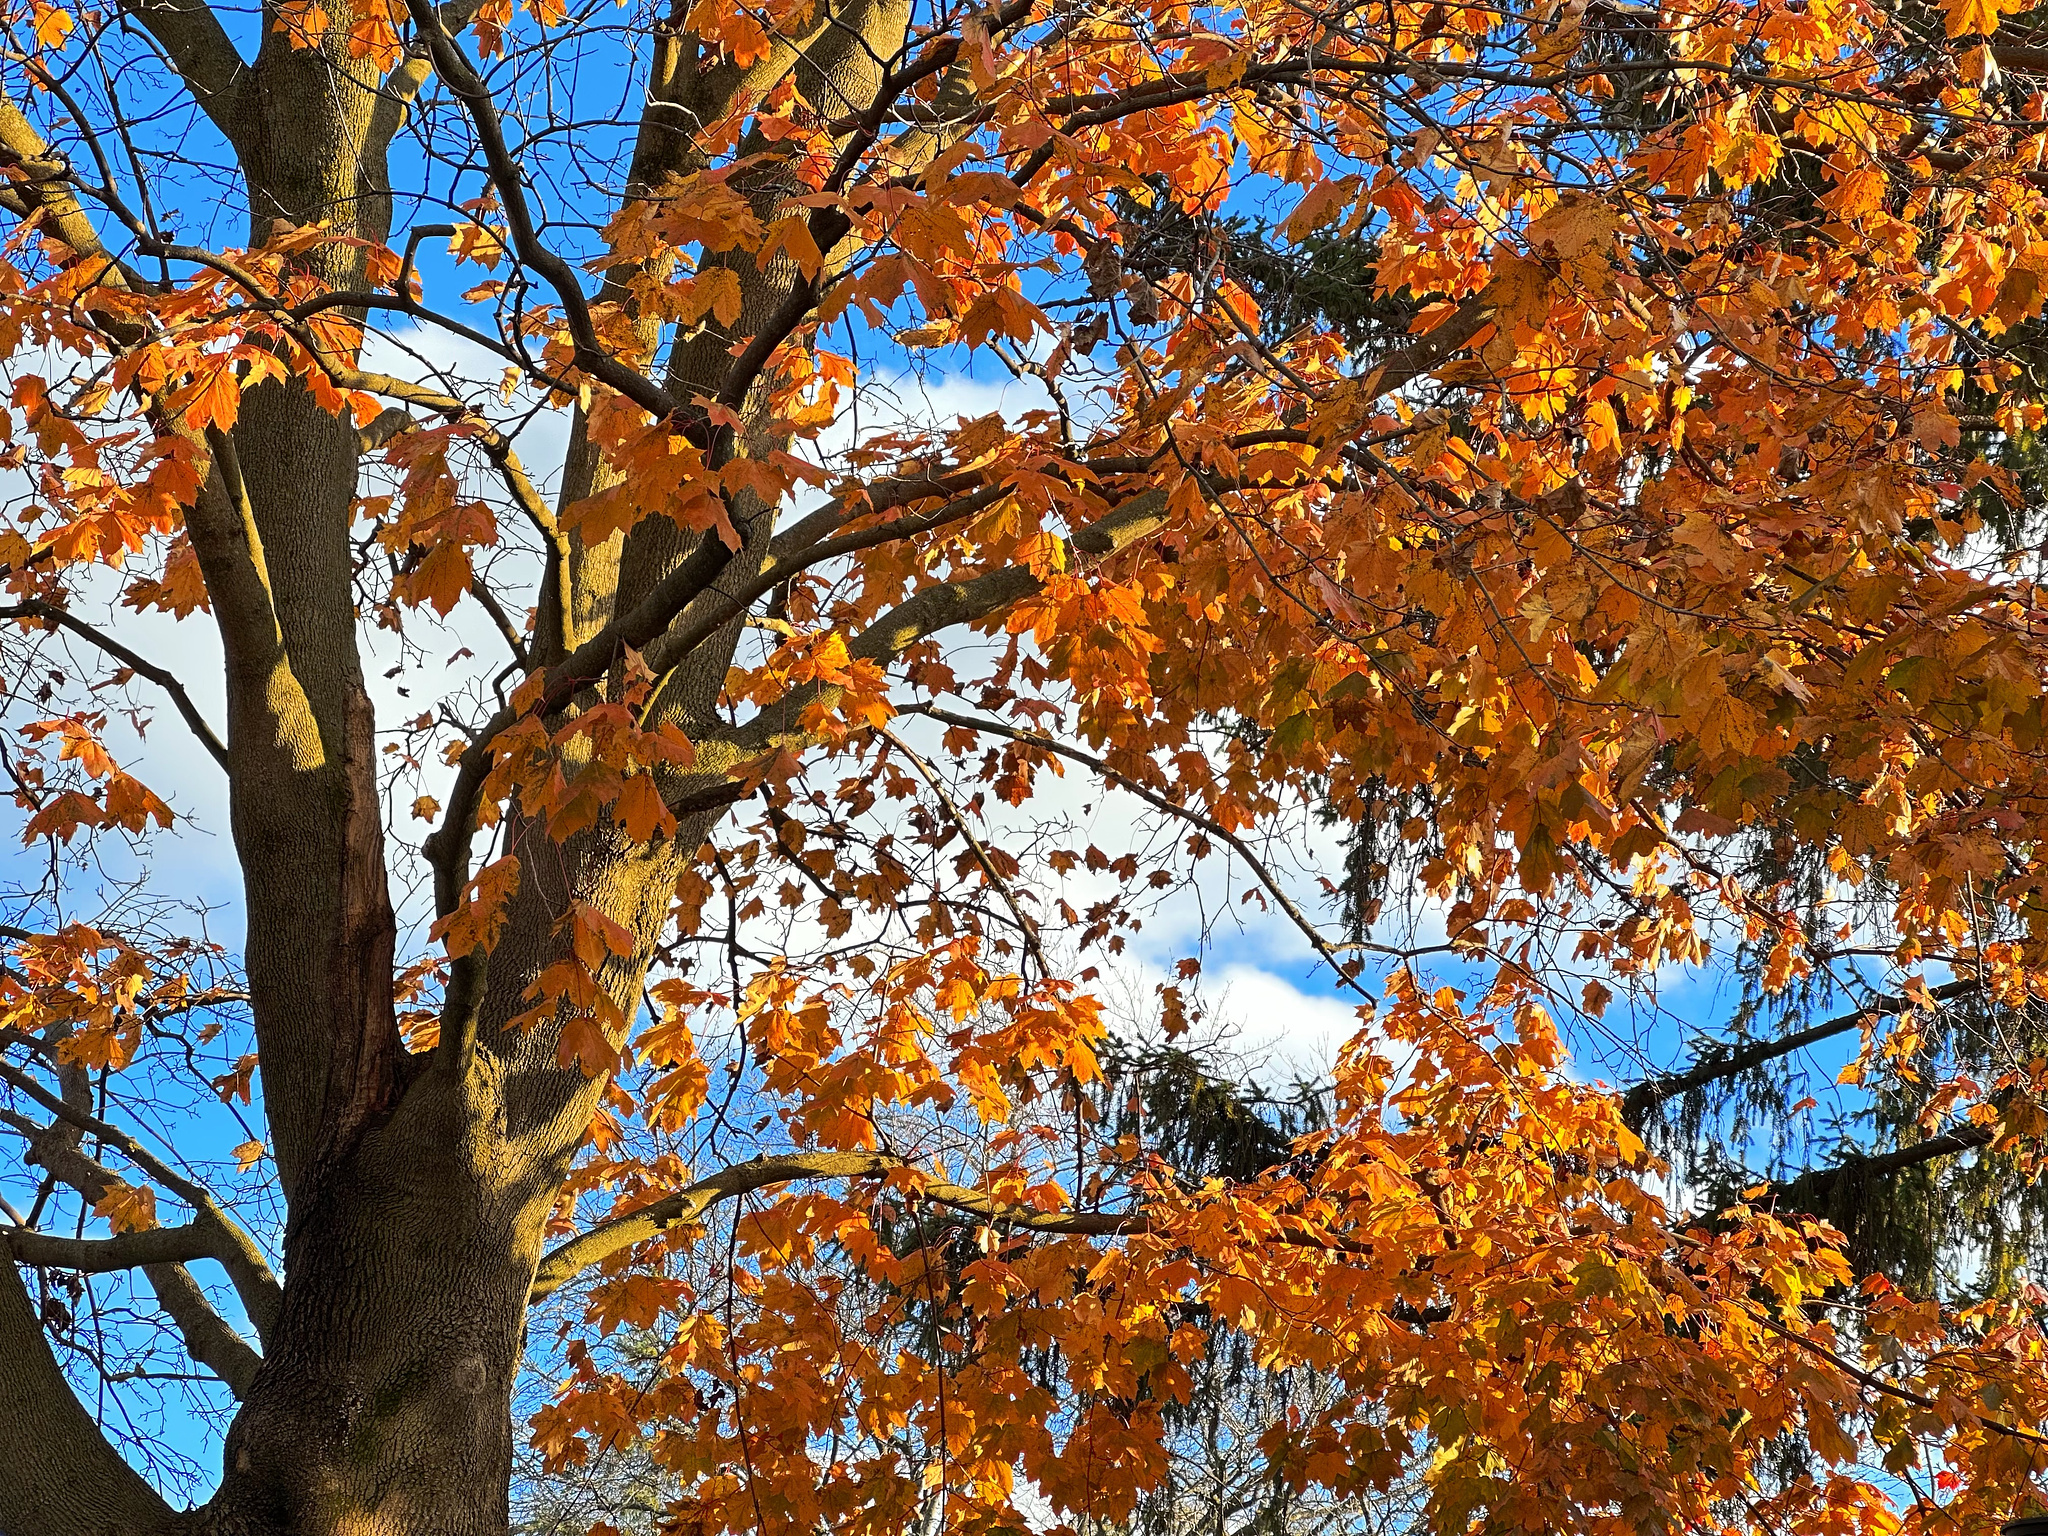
[4,0,2048,1533]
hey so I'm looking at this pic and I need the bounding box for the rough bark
[165,16,505,1532]
[194,1064,542,1536]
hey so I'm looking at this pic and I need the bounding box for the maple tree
[6,0,2048,1529]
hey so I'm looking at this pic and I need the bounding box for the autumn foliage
[2,0,2048,1530]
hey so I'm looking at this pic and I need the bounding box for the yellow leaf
[450,222,507,269]
[1696,692,1760,758]
[1527,192,1622,261]
[1583,397,1622,455]
[1480,256,1550,372]
[1941,0,2004,36]
[1283,177,1355,242]
[758,216,823,278]
[32,3,72,48]
[94,1182,157,1234]
[432,855,522,957]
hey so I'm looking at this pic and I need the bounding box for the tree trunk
[195,1066,553,1536]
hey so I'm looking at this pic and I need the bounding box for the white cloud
[1204,962,1370,1077]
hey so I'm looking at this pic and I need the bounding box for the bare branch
[877,724,1046,975]
[0,601,229,771]
[895,700,1385,998]
[466,575,531,667]
[2,1221,221,1272]
[398,0,676,419]
[137,1255,261,1397]
[113,0,249,144]
[5,1111,266,1396]
[0,1060,281,1340]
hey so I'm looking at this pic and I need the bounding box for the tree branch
[368,0,501,157]
[1356,289,1499,400]
[643,481,1014,683]
[844,486,1170,664]
[135,235,573,573]
[0,97,147,284]
[5,1115,266,1397]
[114,0,248,145]
[0,1060,281,1341]
[420,529,746,924]
[530,1151,1135,1302]
[423,472,1004,944]
[529,1146,1445,1309]
[399,0,676,419]
[1,1220,220,1272]
[1788,1121,1997,1207]
[0,1257,178,1536]
[877,724,1046,975]
[1742,1296,2048,1449]
[465,574,531,667]
[0,114,300,763]
[602,485,1188,854]
[137,1255,261,1397]
[1621,979,1981,1126]
[894,700,1391,998]
[0,601,229,771]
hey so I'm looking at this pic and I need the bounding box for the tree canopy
[3,0,2048,1531]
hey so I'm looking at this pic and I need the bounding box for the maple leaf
[449,221,508,269]
[177,357,242,432]
[1941,0,2010,36]
[568,901,637,969]
[408,542,474,617]
[23,790,106,845]
[1477,256,1551,374]
[1526,191,1622,262]
[30,1,72,49]
[612,772,674,842]
[212,1053,259,1105]
[432,856,523,957]
[93,1182,156,1234]
[557,1010,622,1077]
